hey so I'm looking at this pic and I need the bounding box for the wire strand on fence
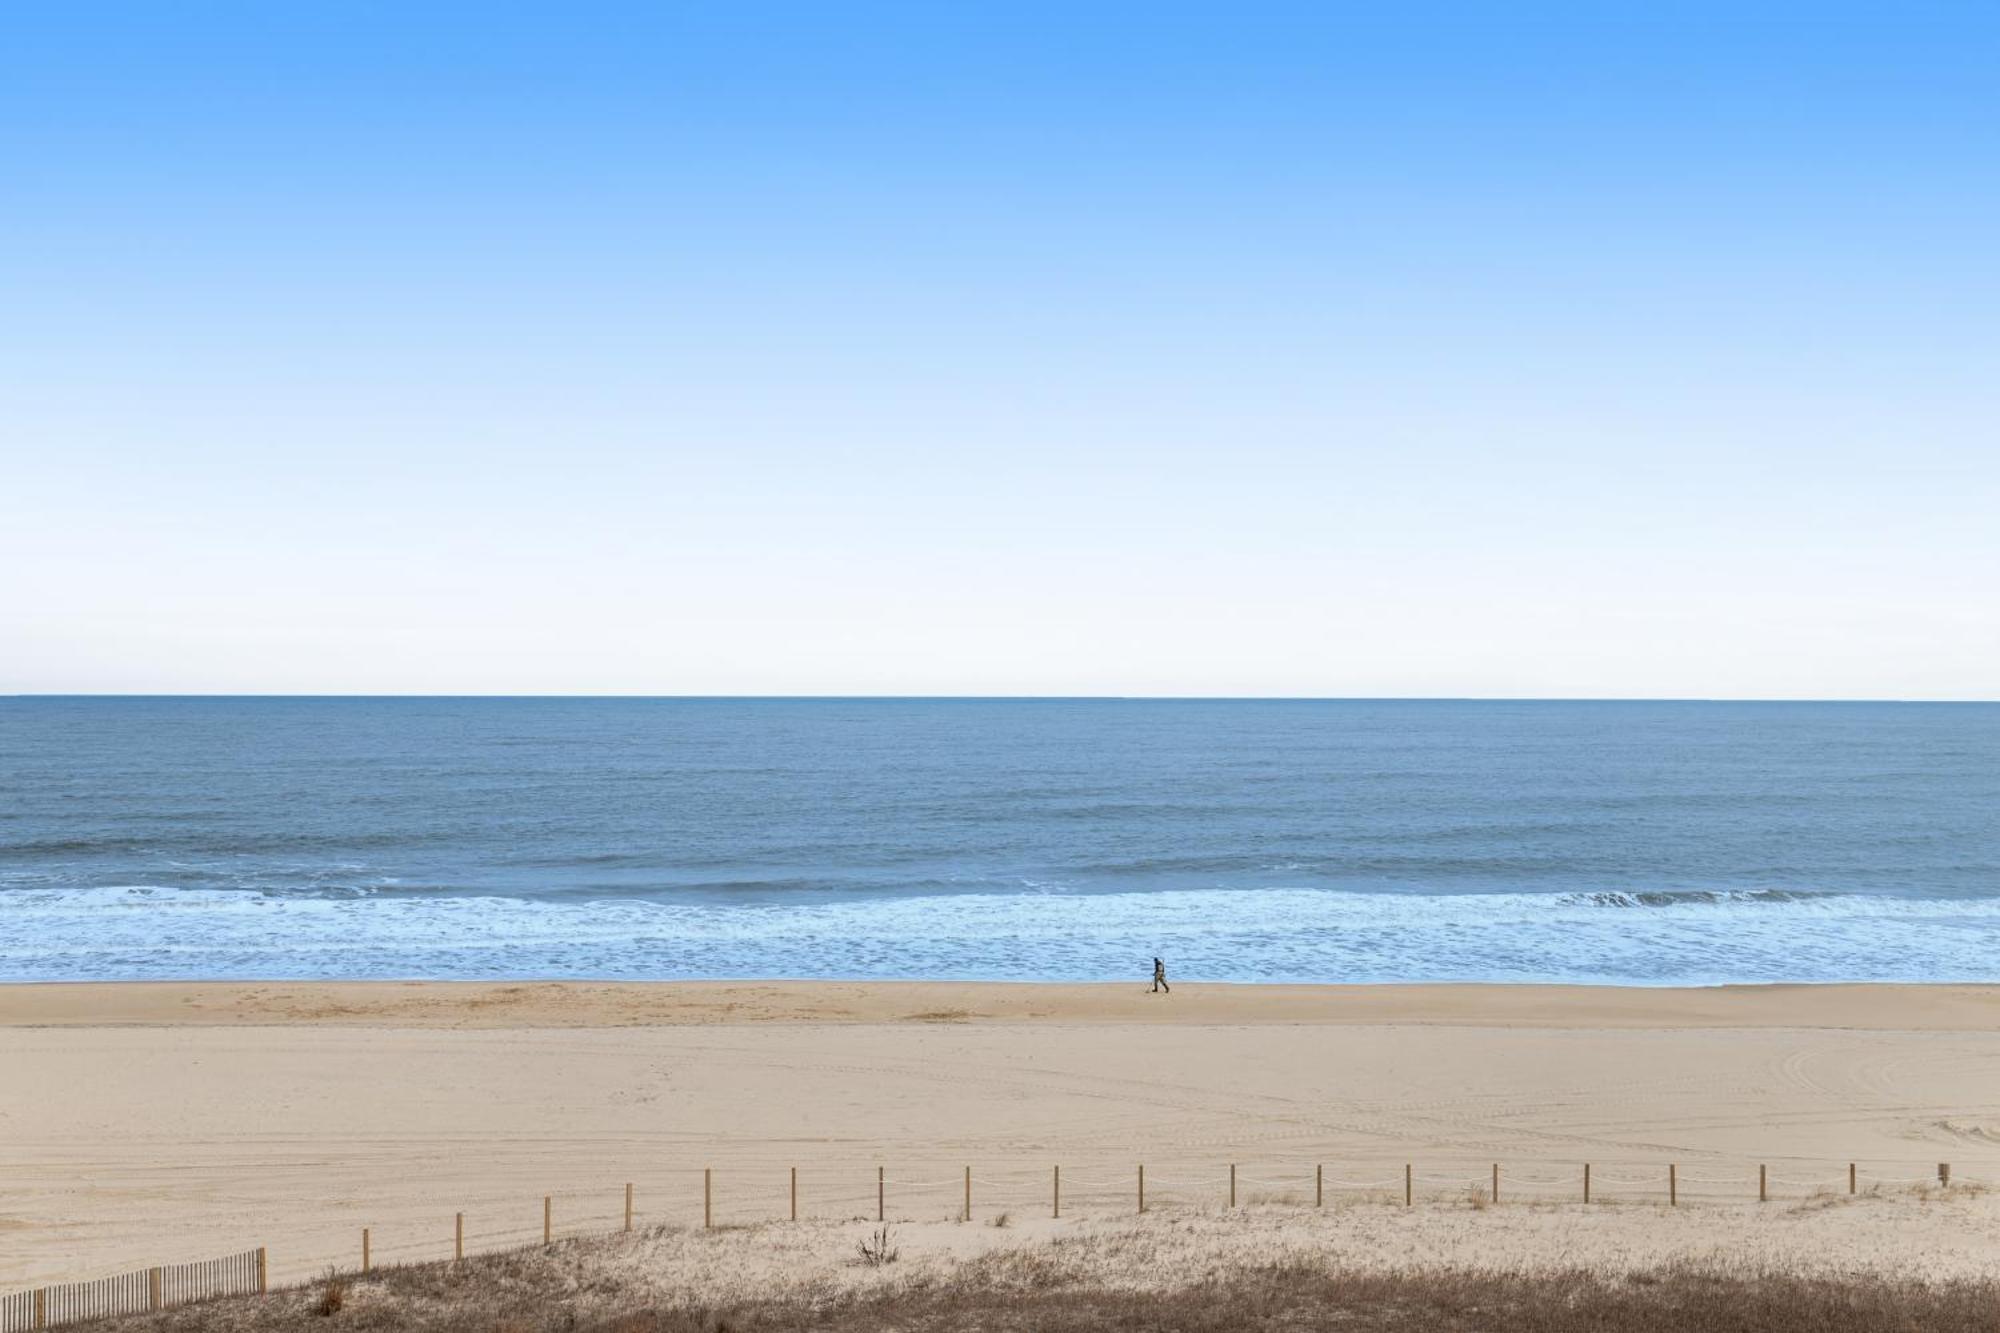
[8,1157,1985,1321]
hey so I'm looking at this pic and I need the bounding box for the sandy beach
[7,981,2000,1289]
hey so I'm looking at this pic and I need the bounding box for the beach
[8,981,2000,1289]
[11,3,1996,1324]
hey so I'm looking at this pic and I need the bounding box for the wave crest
[1555,889,1833,909]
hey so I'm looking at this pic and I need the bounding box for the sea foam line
[3,883,1999,985]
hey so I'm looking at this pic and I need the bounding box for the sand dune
[5,982,2000,1288]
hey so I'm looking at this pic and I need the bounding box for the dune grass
[79,1228,2000,1333]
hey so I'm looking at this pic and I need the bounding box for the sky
[2,3,1996,697]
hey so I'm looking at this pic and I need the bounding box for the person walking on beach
[1151,956,1169,994]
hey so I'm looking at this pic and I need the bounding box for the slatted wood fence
[0,1248,264,1332]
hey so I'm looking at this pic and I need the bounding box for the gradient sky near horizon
[3,4,1996,697]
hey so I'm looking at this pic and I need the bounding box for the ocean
[1,697,1996,985]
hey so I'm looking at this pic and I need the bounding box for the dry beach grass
[87,1200,2000,1332]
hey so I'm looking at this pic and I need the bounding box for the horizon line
[5,693,1996,705]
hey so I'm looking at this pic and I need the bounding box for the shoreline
[6,979,2000,1029]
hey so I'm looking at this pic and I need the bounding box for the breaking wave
[4,883,1999,985]
[1554,888,1835,908]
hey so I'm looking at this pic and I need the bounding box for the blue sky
[3,4,1995,696]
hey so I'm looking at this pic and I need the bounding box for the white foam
[3,884,1998,983]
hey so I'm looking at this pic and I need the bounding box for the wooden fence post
[455,1212,464,1261]
[1229,1163,1236,1208]
[1491,1164,1499,1204]
[1404,1164,1412,1207]
[149,1266,162,1310]
[1583,1163,1590,1204]
[964,1166,971,1222]
[1138,1163,1145,1213]
[34,1288,44,1329]
[1849,1162,1856,1195]
[1759,1164,1767,1203]
[257,1247,268,1295]
[793,1167,799,1222]
[1940,1163,1952,1187]
[1669,1164,1677,1206]
[876,1166,884,1223]
[625,1183,634,1232]
[1315,1163,1323,1208]
[1053,1164,1061,1219]
[361,1228,371,1274]
[705,1169,713,1229]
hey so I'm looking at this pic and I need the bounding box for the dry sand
[6,981,2000,1289]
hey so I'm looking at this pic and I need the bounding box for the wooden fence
[334,1157,1969,1274]
[0,1157,1970,1323]
[0,1249,264,1333]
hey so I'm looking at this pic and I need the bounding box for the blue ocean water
[1,697,1996,984]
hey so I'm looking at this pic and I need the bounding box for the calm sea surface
[2,698,1996,983]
